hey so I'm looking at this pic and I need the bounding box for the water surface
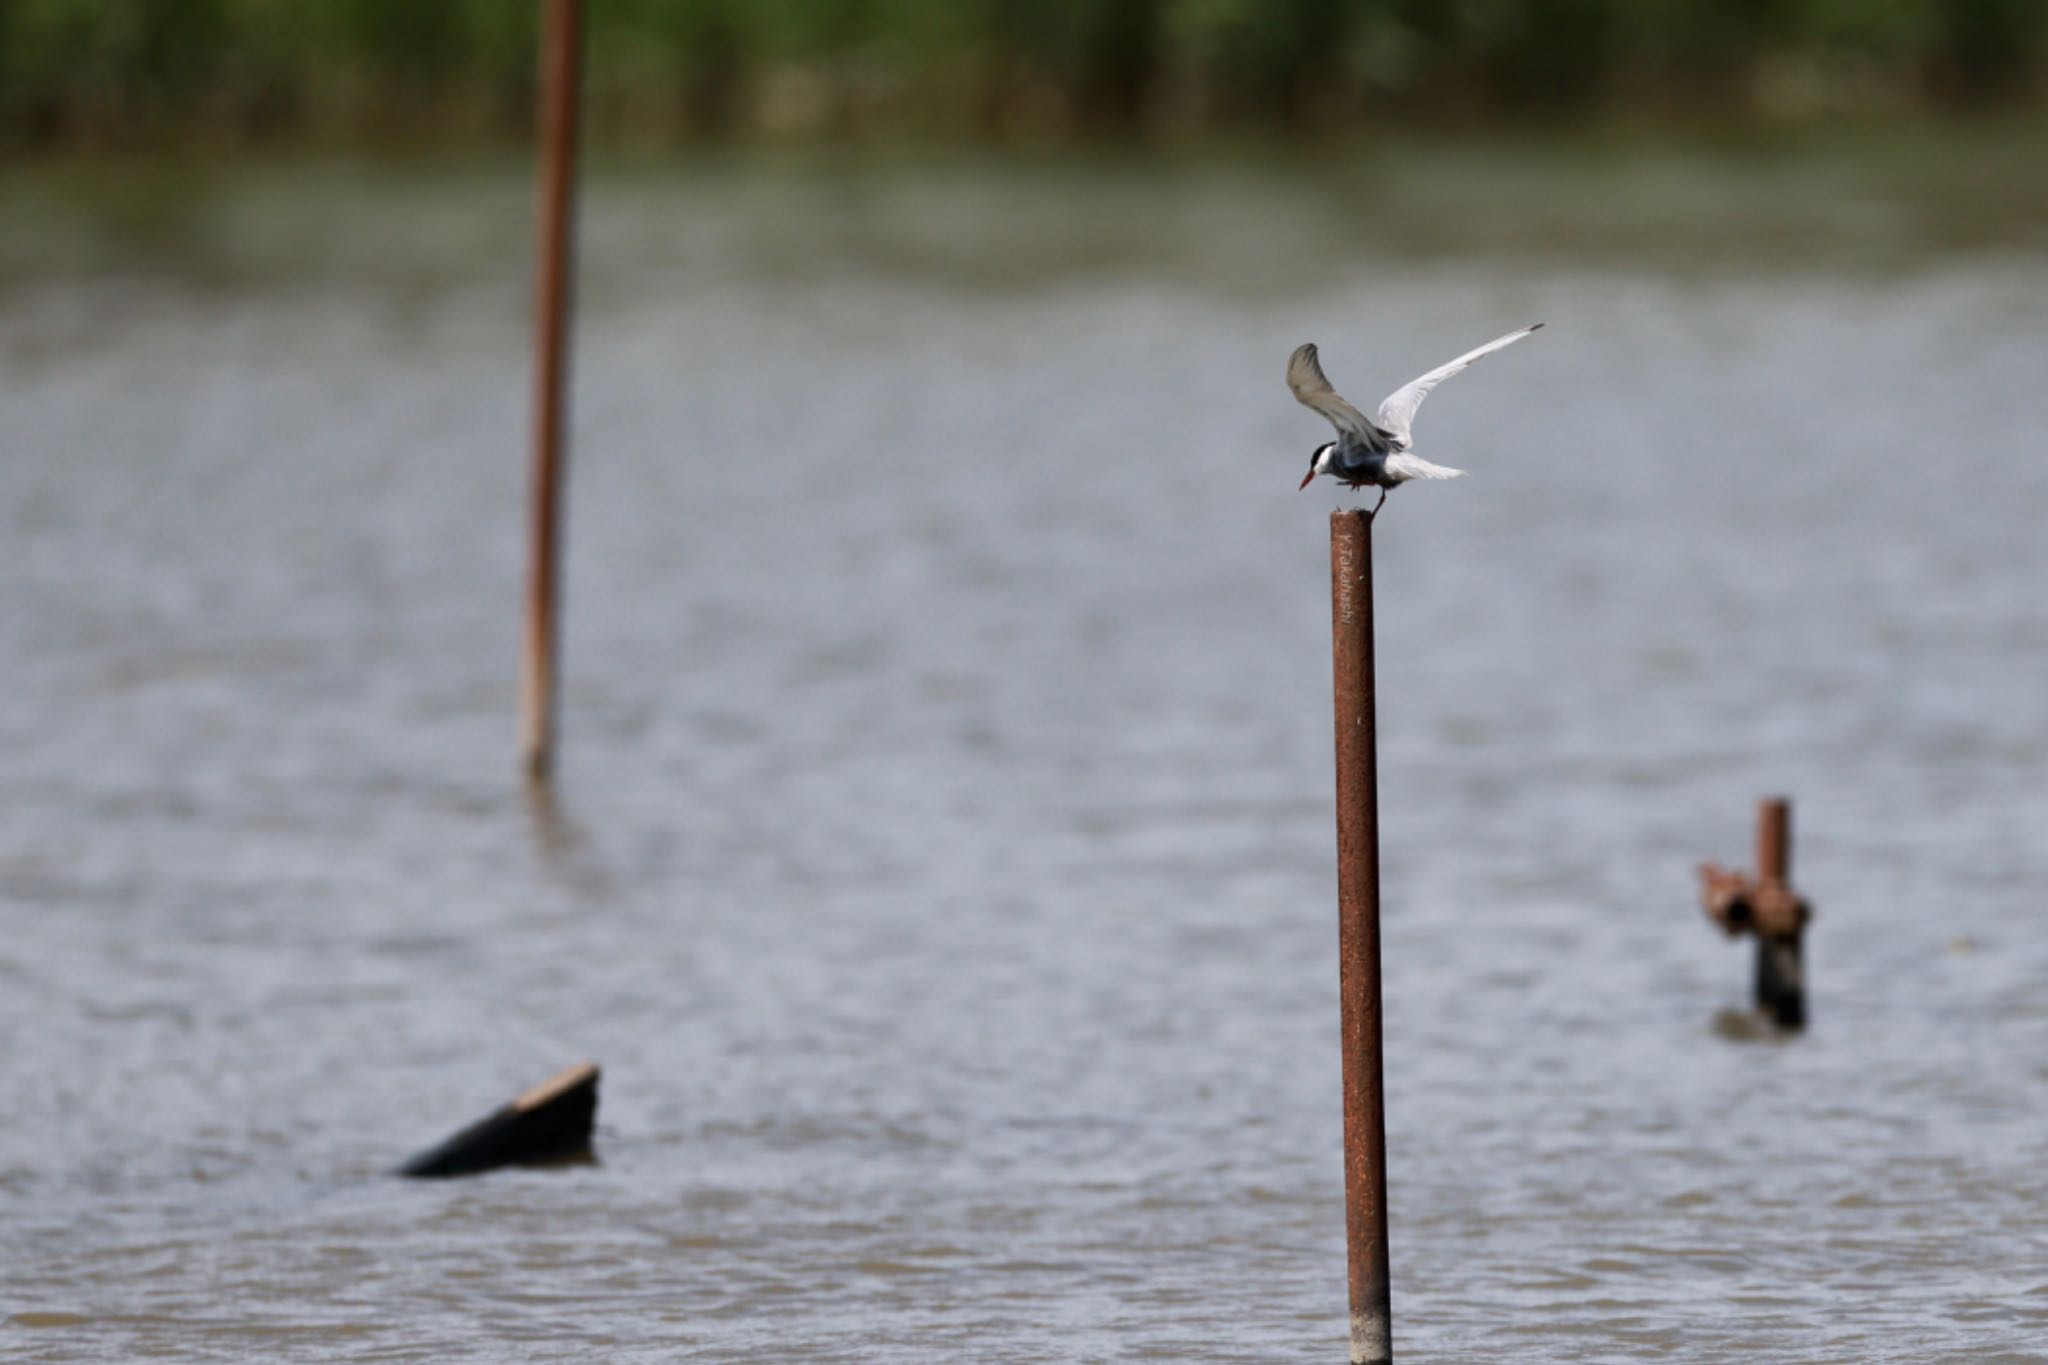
[5,140,2048,1361]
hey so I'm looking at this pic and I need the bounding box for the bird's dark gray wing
[1288,343,1390,449]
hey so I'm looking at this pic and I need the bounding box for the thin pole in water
[1756,797,1791,887]
[1752,797,1806,1028]
[1329,509,1392,1364]
[520,0,586,781]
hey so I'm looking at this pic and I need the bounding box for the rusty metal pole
[1753,797,1804,1027]
[1756,797,1790,886]
[520,0,586,781]
[1330,509,1392,1364]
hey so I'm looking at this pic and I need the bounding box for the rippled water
[5,143,2048,1361]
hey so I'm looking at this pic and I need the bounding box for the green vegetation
[3,0,2045,148]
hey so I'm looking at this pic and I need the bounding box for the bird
[1287,324,1542,516]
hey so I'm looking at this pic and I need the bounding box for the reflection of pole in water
[523,776,615,902]
[521,0,585,780]
[1329,509,1391,1364]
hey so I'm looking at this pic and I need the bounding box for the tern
[1288,324,1542,515]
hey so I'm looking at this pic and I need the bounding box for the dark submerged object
[1698,799,1813,1031]
[399,1061,599,1178]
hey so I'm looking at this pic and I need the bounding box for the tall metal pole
[1330,509,1391,1364]
[520,0,585,780]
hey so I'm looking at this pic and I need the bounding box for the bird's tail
[1384,453,1464,481]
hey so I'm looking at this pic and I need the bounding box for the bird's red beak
[1298,470,1316,491]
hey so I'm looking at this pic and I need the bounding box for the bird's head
[1299,441,1335,491]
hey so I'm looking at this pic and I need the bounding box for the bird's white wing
[1287,343,1388,446]
[1374,324,1542,447]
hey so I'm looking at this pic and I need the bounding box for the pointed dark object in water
[399,1061,600,1178]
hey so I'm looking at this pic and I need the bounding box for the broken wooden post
[1698,797,1813,1030]
[399,1061,599,1178]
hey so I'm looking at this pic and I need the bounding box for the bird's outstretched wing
[1288,343,1390,448]
[1374,324,1542,448]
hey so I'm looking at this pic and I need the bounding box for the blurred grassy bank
[3,0,2046,150]
[6,122,2047,299]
